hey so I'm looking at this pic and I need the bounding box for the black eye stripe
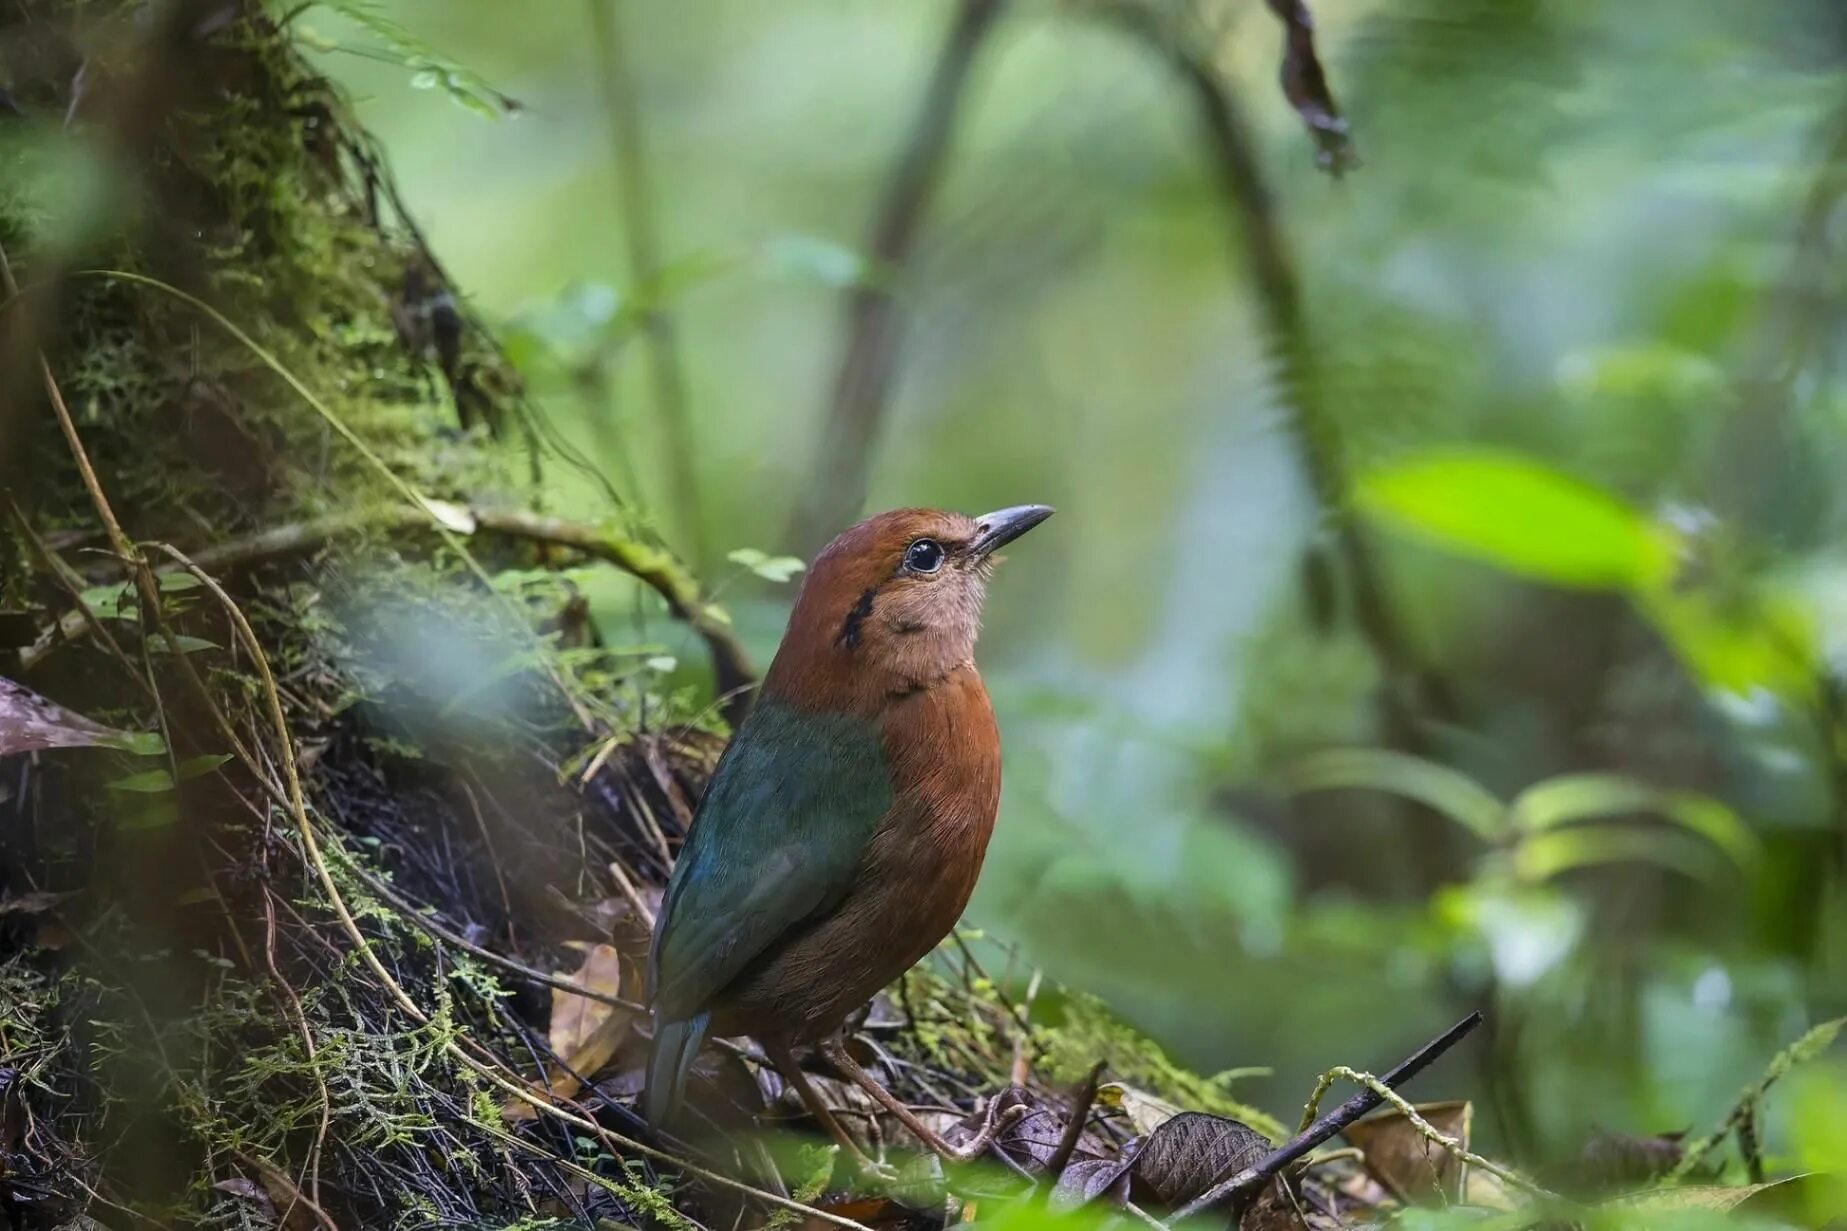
[903,538,945,574]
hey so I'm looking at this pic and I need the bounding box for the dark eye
[904,538,945,574]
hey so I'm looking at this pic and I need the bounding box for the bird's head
[764,505,1052,709]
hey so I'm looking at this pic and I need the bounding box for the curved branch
[22,504,757,722]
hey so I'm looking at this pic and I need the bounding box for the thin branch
[22,503,756,723]
[1174,1011,1483,1220]
[1110,9,1446,731]
[587,0,703,563]
[791,0,1005,551]
[1043,1060,1106,1180]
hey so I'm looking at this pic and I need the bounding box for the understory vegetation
[2,1,1846,1229]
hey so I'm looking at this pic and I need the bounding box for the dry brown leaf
[1343,1100,1472,1204]
[548,942,624,1056]
[502,942,635,1120]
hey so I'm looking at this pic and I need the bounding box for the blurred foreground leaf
[1357,449,1679,590]
[0,677,162,757]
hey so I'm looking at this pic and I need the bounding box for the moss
[1036,990,1289,1142]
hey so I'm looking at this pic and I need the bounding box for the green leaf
[175,754,233,780]
[107,767,178,793]
[76,582,135,620]
[115,794,179,831]
[1642,585,1817,694]
[105,754,232,794]
[1279,748,1507,841]
[726,547,805,583]
[146,633,219,655]
[1356,448,1680,590]
[1510,773,1758,872]
[1514,824,1730,885]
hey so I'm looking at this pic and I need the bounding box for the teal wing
[647,698,892,1025]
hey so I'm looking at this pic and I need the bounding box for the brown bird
[645,504,1052,1160]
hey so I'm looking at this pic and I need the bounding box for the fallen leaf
[1343,1099,1472,1203]
[1098,1081,1183,1136]
[1556,1126,1688,1195]
[502,942,635,1120]
[548,943,624,1057]
[0,677,160,757]
[1128,1111,1272,1209]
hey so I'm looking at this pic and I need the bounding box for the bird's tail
[643,1010,711,1129]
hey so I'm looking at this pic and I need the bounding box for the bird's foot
[821,1038,1026,1164]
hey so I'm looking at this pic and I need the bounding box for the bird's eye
[904,538,945,574]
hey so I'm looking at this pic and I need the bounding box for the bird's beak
[968,504,1054,558]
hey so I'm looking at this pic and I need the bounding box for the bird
[644,503,1053,1160]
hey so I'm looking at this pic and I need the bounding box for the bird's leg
[820,1037,1024,1163]
[763,1040,888,1175]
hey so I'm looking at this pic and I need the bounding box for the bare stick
[791,0,1004,550]
[23,502,756,722]
[1044,1060,1106,1180]
[1174,1011,1483,1220]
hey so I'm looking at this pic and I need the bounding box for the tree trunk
[0,5,727,1224]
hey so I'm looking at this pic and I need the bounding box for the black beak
[968,504,1053,557]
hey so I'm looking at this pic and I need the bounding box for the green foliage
[1356,449,1680,591]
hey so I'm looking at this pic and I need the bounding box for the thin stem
[791,0,1005,551]
[1174,1011,1484,1219]
[1110,10,1446,733]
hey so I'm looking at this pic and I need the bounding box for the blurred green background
[304,0,1847,1170]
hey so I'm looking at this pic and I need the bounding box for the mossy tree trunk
[0,4,733,1224]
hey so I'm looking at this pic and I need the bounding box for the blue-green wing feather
[644,699,890,1122]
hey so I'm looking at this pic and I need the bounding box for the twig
[1174,1011,1484,1219]
[1299,1066,1546,1198]
[232,1147,339,1231]
[605,856,657,931]
[1044,1060,1105,1180]
[586,0,704,562]
[22,502,756,722]
[262,888,333,1219]
[155,545,869,1231]
[1666,1014,1846,1182]
[791,0,1004,550]
[343,859,645,1014]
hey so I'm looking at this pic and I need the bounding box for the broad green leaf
[1642,585,1817,695]
[1514,825,1730,885]
[1357,449,1679,590]
[105,754,232,794]
[107,767,179,793]
[1509,773,1758,871]
[1280,748,1507,841]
